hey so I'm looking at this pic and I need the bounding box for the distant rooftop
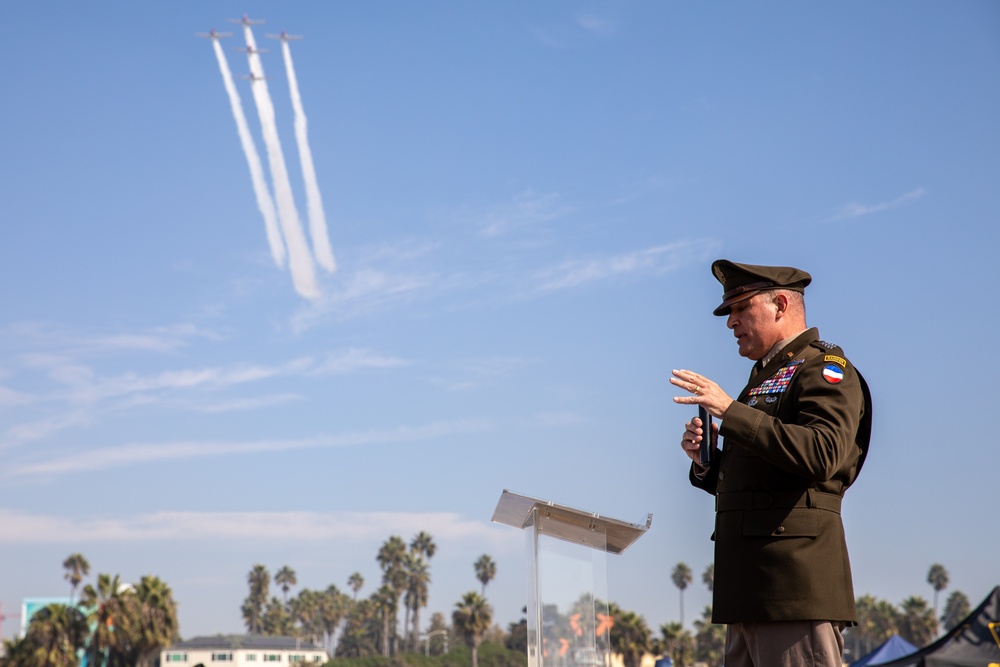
[171,635,324,651]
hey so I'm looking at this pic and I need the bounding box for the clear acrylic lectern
[492,490,652,667]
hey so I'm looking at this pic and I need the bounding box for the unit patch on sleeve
[748,363,799,396]
[822,364,845,384]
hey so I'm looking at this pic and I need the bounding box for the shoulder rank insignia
[817,340,837,350]
[749,363,799,395]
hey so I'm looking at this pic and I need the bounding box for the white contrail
[242,26,320,300]
[280,39,337,272]
[210,39,286,268]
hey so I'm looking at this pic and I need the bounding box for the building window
[165,654,188,663]
[211,653,233,662]
[289,656,303,663]
[263,655,282,662]
[246,655,257,662]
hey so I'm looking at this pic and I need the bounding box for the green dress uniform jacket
[690,328,872,625]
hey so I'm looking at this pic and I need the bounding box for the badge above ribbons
[748,361,801,396]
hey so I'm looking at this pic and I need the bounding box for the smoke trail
[211,39,286,268]
[280,39,337,273]
[242,26,320,300]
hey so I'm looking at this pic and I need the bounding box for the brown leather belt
[715,489,842,514]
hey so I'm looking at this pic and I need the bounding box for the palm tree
[0,634,39,667]
[319,585,350,654]
[692,607,724,667]
[671,563,693,627]
[336,597,380,658]
[473,554,496,596]
[243,564,271,634]
[133,574,179,667]
[701,563,714,593]
[658,620,694,667]
[262,596,292,636]
[926,563,949,616]
[80,573,132,667]
[410,531,437,560]
[372,585,397,657]
[25,603,89,667]
[610,606,650,667]
[941,590,971,631]
[62,553,90,604]
[377,536,408,654]
[452,591,493,667]
[898,596,938,647]
[275,565,297,605]
[290,589,322,644]
[404,554,431,652]
[348,572,365,600]
[408,531,436,651]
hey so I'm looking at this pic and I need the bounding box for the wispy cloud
[532,239,718,292]
[314,348,411,375]
[823,188,926,223]
[0,508,500,544]
[575,11,616,37]
[479,190,574,238]
[7,418,493,478]
[428,356,530,393]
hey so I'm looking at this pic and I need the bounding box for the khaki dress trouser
[724,620,845,667]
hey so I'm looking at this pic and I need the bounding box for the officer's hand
[670,368,734,419]
[680,416,717,465]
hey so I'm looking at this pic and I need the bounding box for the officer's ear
[772,292,789,316]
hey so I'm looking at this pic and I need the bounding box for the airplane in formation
[195,28,233,40]
[239,72,268,82]
[233,45,269,55]
[227,14,264,26]
[265,31,303,42]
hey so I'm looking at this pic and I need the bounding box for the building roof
[169,635,325,651]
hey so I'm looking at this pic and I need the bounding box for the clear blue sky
[1,0,998,644]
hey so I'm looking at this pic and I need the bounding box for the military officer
[670,260,872,667]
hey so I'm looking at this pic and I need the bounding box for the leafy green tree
[671,563,693,627]
[62,554,90,604]
[426,611,450,656]
[701,563,714,593]
[609,605,650,667]
[851,594,900,658]
[474,554,497,596]
[898,596,938,647]
[941,590,971,631]
[25,603,89,667]
[657,620,695,667]
[275,565,297,605]
[692,607,724,667]
[453,591,493,667]
[926,563,949,616]
[243,564,271,634]
[290,588,322,643]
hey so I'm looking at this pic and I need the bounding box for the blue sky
[1,1,998,646]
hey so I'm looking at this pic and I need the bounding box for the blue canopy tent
[851,635,918,667]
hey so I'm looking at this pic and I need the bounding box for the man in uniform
[670,260,872,667]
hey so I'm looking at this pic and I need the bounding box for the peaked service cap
[711,259,812,316]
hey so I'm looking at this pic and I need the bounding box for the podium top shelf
[491,490,652,555]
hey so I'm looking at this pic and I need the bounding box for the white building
[160,636,329,666]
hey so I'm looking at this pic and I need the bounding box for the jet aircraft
[239,72,268,82]
[265,31,303,42]
[233,45,269,55]
[195,29,233,39]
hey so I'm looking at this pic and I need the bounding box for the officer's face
[726,292,782,360]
